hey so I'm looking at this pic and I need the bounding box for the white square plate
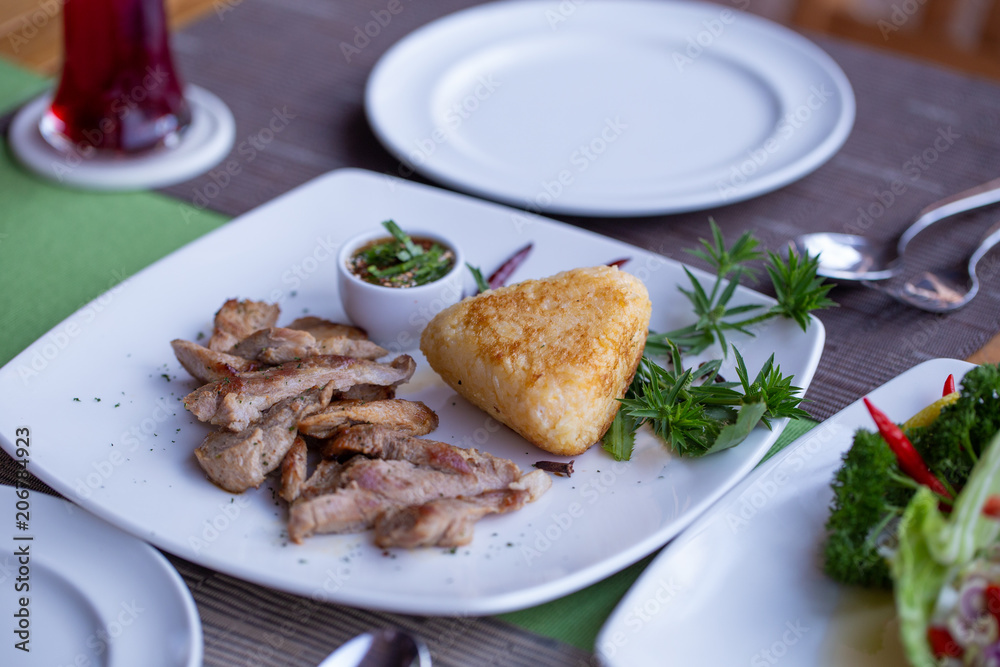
[0,169,824,614]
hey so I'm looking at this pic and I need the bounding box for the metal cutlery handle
[897,176,1000,254]
[966,222,1000,290]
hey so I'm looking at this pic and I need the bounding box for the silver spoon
[793,176,1000,281]
[863,221,1000,312]
[318,628,431,667]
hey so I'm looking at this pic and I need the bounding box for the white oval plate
[0,486,202,666]
[596,358,973,667]
[0,168,823,615]
[366,0,855,216]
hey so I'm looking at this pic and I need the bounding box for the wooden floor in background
[0,0,218,74]
[3,0,999,80]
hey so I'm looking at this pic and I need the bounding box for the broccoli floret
[956,363,1000,453]
[824,429,906,589]
[824,364,1000,590]
[909,364,1000,490]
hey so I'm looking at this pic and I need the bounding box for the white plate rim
[365,0,856,216]
[0,168,824,615]
[0,486,203,667]
[595,357,975,665]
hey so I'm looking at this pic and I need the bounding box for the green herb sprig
[605,343,808,460]
[646,219,836,358]
[603,220,832,461]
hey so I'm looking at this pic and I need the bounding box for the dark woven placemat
[159,0,1000,423]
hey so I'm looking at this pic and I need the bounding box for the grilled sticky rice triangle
[420,265,651,456]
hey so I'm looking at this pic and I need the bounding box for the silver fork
[863,221,1000,312]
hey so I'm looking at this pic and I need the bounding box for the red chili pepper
[928,625,964,658]
[488,243,533,290]
[607,258,631,269]
[864,398,953,499]
[943,374,957,396]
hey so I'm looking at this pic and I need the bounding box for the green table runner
[0,57,47,113]
[0,59,228,361]
[0,56,817,653]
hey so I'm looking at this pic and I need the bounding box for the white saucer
[366,0,855,216]
[8,85,235,191]
[0,486,202,666]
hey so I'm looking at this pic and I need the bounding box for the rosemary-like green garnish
[603,220,833,460]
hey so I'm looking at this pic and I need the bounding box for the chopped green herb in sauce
[349,220,454,288]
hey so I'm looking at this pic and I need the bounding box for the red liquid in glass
[41,0,191,153]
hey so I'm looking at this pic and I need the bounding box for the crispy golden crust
[420,266,651,455]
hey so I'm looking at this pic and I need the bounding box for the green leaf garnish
[650,219,835,357]
[606,219,833,461]
[467,263,490,294]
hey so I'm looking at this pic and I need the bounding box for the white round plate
[596,358,972,667]
[366,0,855,216]
[0,486,202,666]
[8,85,235,191]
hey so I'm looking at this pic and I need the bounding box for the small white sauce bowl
[337,227,466,352]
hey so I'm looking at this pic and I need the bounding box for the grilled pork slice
[373,470,552,548]
[194,388,331,492]
[208,299,280,352]
[231,327,388,364]
[231,327,315,364]
[287,450,522,542]
[420,265,651,456]
[183,355,416,432]
[288,487,390,539]
[321,426,487,474]
[335,384,396,401]
[171,339,260,383]
[298,460,345,501]
[287,316,366,340]
[279,436,308,502]
[314,337,387,360]
[298,401,438,440]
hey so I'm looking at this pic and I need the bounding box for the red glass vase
[40,0,192,154]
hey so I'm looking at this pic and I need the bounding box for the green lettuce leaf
[892,428,1000,666]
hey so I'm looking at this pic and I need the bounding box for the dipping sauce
[348,221,455,288]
